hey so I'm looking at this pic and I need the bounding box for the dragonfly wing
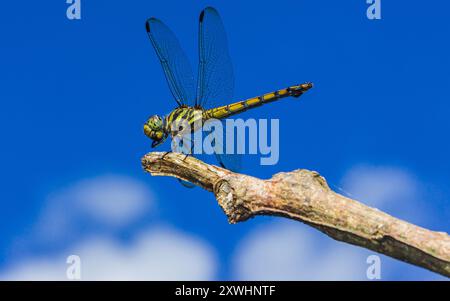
[214,122,242,172]
[174,121,242,173]
[196,8,240,172]
[196,7,234,108]
[146,18,196,107]
[204,119,242,172]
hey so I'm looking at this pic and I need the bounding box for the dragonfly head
[144,115,167,148]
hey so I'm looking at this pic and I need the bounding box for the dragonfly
[143,7,312,173]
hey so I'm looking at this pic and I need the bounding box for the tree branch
[141,152,450,277]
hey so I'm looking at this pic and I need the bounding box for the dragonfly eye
[144,115,165,142]
[147,115,163,130]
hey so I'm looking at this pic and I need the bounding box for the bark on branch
[141,152,450,277]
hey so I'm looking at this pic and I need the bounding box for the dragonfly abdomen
[204,83,312,120]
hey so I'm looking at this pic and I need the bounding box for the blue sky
[0,0,449,280]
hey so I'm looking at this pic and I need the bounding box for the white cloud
[73,175,155,226]
[2,174,218,280]
[33,175,154,242]
[340,165,422,222]
[340,165,418,208]
[1,226,217,280]
[233,220,368,280]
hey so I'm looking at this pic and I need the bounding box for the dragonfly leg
[161,150,172,160]
[182,139,196,161]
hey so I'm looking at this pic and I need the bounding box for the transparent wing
[203,119,242,173]
[196,8,240,172]
[172,119,242,175]
[213,121,242,172]
[146,18,196,107]
[196,7,234,108]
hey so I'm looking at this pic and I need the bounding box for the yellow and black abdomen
[204,83,312,120]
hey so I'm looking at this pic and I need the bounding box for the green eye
[148,116,162,130]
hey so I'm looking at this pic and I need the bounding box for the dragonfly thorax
[166,107,204,137]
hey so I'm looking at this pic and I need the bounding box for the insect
[144,7,312,171]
